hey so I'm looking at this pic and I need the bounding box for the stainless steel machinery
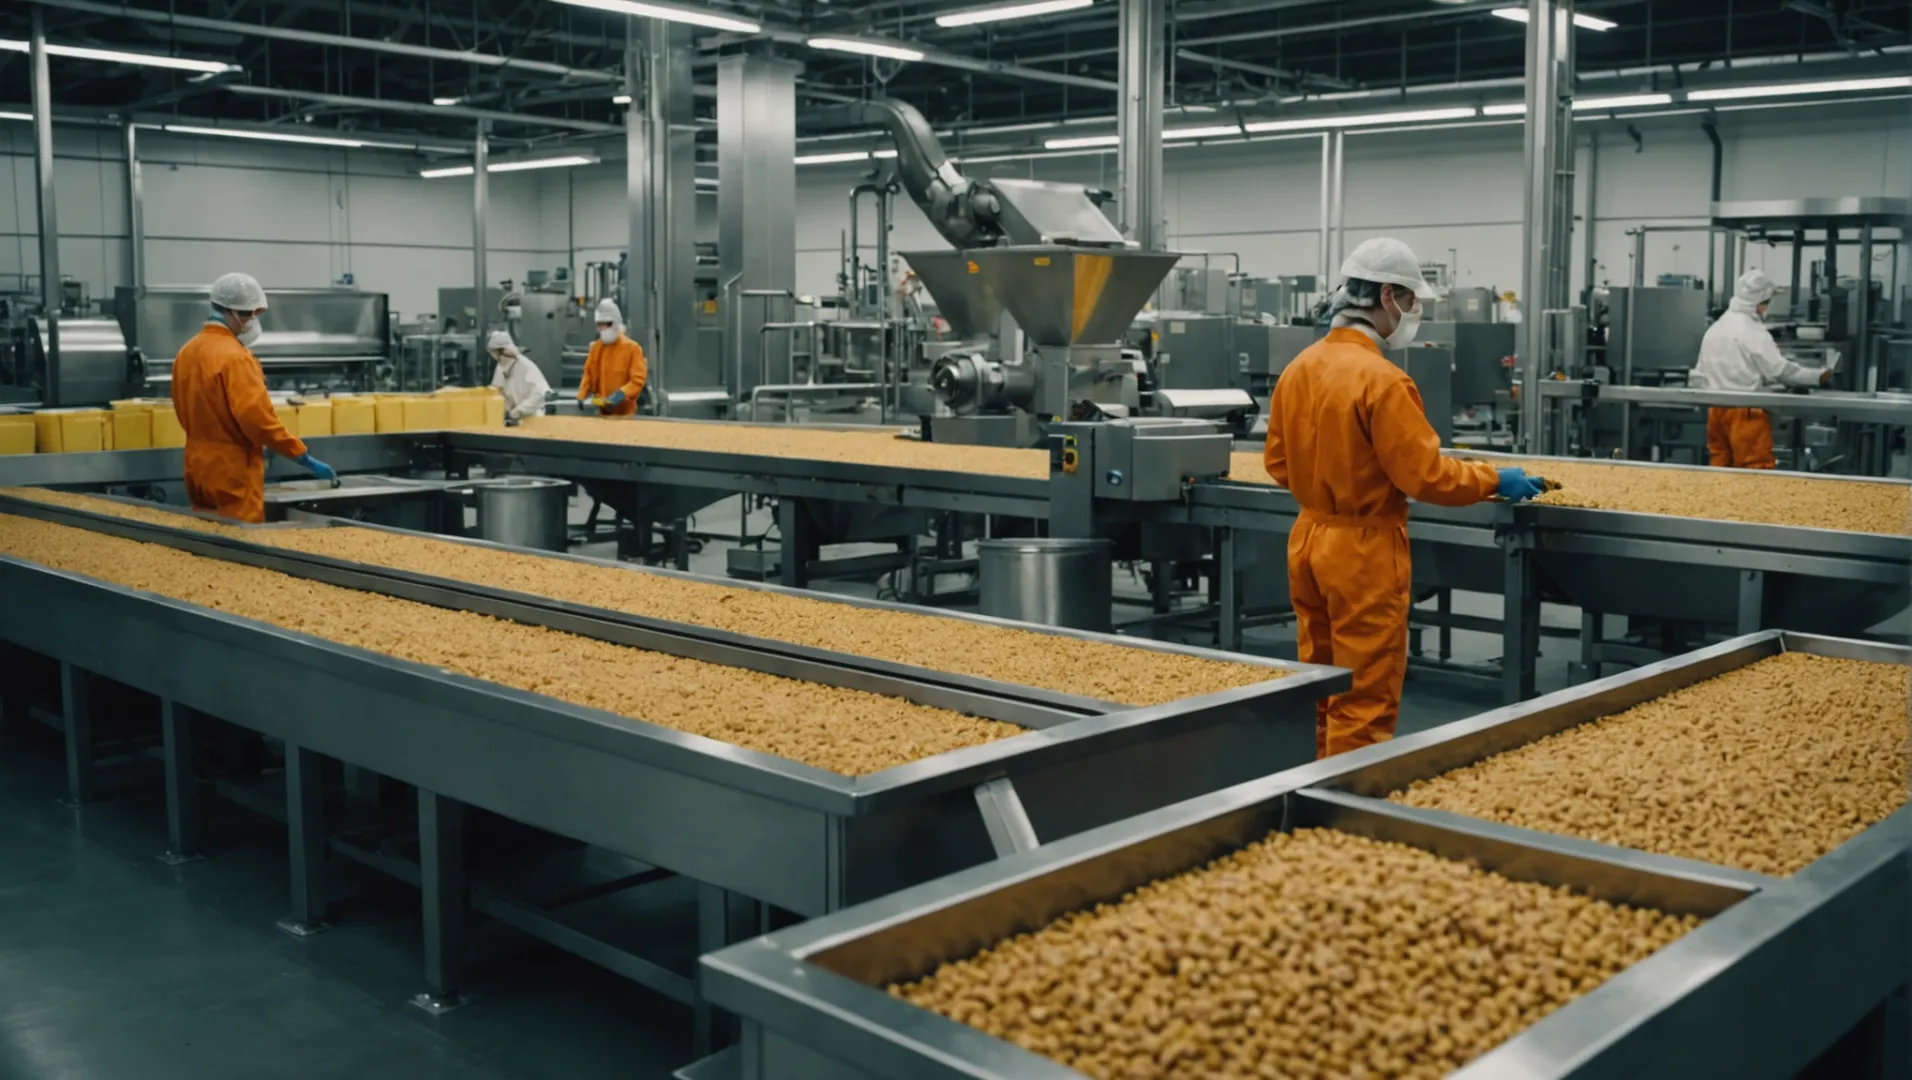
[698,630,1911,1080]
[26,315,135,405]
[1604,286,1711,374]
[1417,320,1517,409]
[118,286,389,393]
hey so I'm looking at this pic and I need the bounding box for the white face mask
[1383,294,1421,349]
[236,318,263,347]
[597,326,617,345]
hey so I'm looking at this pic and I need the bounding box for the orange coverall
[1264,328,1501,758]
[1706,407,1775,470]
[577,333,647,416]
[172,323,307,524]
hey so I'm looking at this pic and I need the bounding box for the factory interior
[0,0,1910,1076]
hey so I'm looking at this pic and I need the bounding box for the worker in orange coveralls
[172,272,334,523]
[577,298,647,416]
[1264,238,1547,758]
[1693,269,1834,469]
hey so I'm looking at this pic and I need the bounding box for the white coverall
[489,348,552,422]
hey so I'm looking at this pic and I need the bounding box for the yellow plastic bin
[332,397,376,435]
[482,392,506,427]
[112,408,153,451]
[403,396,451,431]
[274,401,302,438]
[437,394,486,428]
[299,402,335,437]
[34,409,109,454]
[151,408,187,448]
[374,395,409,433]
[0,415,34,455]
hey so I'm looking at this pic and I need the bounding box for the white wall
[792,96,1912,301]
[0,122,569,319]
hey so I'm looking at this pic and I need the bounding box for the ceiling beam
[226,84,624,132]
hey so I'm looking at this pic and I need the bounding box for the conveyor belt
[698,631,1912,1080]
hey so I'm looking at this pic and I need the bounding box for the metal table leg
[1578,609,1603,685]
[1498,522,1540,705]
[1217,527,1240,653]
[1436,588,1453,661]
[694,884,763,1057]
[158,699,204,865]
[777,497,814,589]
[412,788,471,1015]
[59,661,93,808]
[277,743,331,937]
[1736,569,1766,637]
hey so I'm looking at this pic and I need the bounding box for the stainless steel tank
[978,538,1113,632]
[475,477,572,552]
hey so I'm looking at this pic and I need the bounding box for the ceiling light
[936,0,1093,28]
[420,153,599,178]
[873,149,898,158]
[1163,124,1240,140]
[1490,7,1617,31]
[695,177,719,188]
[549,0,760,32]
[1572,93,1673,111]
[795,150,872,165]
[612,93,632,105]
[1243,106,1477,133]
[1043,133,1120,149]
[433,96,461,106]
[1688,76,1912,102]
[807,37,926,62]
[1481,102,1527,116]
[0,38,238,74]
[0,111,32,122]
[165,124,364,147]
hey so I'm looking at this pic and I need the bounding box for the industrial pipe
[226,86,621,134]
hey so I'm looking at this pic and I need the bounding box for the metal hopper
[899,250,1001,339]
[964,245,1181,346]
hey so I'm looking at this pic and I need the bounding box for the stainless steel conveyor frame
[0,492,1348,1052]
[695,630,1912,1079]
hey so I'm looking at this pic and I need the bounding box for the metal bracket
[973,778,1040,858]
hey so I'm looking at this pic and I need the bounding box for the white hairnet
[209,272,268,312]
[594,298,622,325]
[486,329,518,355]
[1735,269,1776,306]
[1339,238,1437,302]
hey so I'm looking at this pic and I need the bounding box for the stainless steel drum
[474,476,571,552]
[978,537,1113,632]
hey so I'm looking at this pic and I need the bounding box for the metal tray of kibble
[693,631,1912,1080]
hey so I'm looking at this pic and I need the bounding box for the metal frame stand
[277,743,332,937]
[412,789,472,1015]
[58,661,93,807]
[695,884,766,1057]
[1217,527,1241,653]
[776,497,816,589]
[158,699,204,865]
[1498,521,1541,704]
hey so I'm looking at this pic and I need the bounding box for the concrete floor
[0,493,1590,1080]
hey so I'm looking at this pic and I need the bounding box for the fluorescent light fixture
[1688,76,1912,102]
[433,96,461,106]
[1243,106,1477,133]
[1572,93,1673,111]
[1163,124,1241,140]
[695,177,719,188]
[873,148,898,158]
[965,119,1066,135]
[795,150,873,165]
[612,93,632,105]
[0,111,31,122]
[1490,7,1617,31]
[1481,102,1528,116]
[1043,133,1120,149]
[807,37,926,62]
[165,124,364,147]
[0,37,237,73]
[548,0,761,33]
[936,0,1093,28]
[420,153,599,178]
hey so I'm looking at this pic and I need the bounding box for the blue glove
[297,453,337,483]
[1497,467,1546,503]
[606,389,627,408]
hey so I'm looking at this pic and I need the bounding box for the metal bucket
[978,538,1113,632]
[475,476,571,552]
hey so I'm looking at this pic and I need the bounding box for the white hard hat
[1340,238,1437,302]
[1735,269,1776,306]
[486,329,517,354]
[594,298,622,325]
[209,272,268,312]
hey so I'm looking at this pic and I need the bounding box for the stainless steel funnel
[900,250,1002,339]
[964,245,1181,347]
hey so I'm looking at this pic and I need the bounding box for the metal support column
[1789,232,1805,318]
[694,884,763,1055]
[777,497,814,589]
[1117,0,1166,250]
[159,699,203,865]
[1858,223,1876,390]
[1517,0,1574,450]
[628,19,700,404]
[1736,570,1765,637]
[1498,518,1540,704]
[278,744,331,936]
[1217,526,1240,653]
[123,122,145,295]
[472,122,490,353]
[1581,131,1598,299]
[30,7,62,403]
[718,54,798,401]
[58,662,92,807]
[1329,132,1346,277]
[1317,134,1333,286]
[413,789,471,1014]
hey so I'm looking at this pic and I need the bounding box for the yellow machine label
[966,261,980,274]
[1072,253,1115,341]
[1033,256,1051,266]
